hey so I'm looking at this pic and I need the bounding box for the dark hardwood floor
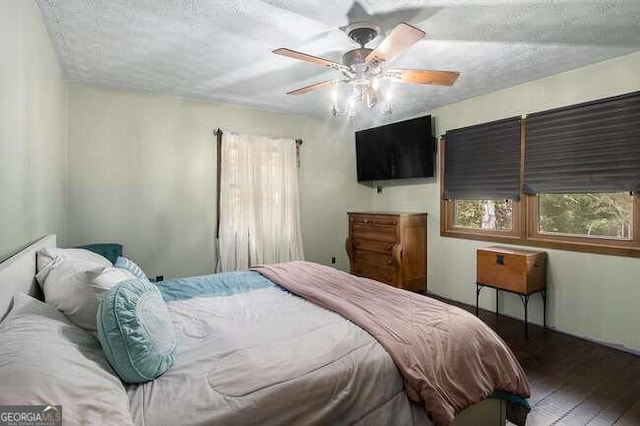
[431,294,640,426]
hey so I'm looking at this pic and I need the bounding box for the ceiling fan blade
[386,69,460,86]
[273,48,346,71]
[366,23,425,65]
[287,80,337,95]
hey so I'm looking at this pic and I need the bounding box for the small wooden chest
[476,246,547,295]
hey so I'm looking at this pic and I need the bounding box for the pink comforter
[253,261,530,426]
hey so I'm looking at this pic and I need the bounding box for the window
[441,90,640,257]
[526,191,639,256]
[217,132,305,272]
[441,117,523,241]
[454,200,513,231]
[537,193,633,240]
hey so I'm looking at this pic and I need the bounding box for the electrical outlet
[331,257,336,264]
[155,275,164,282]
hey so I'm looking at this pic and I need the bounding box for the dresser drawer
[351,224,397,242]
[352,261,397,286]
[353,249,396,269]
[351,215,398,227]
[351,239,395,254]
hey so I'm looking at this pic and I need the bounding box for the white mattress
[127,286,430,426]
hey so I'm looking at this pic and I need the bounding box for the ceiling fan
[272,22,460,116]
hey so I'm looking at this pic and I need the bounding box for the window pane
[538,193,633,239]
[454,200,513,230]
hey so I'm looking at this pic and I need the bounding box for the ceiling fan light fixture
[329,83,388,118]
[273,21,459,118]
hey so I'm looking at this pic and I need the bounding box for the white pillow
[92,267,137,291]
[35,259,135,332]
[36,247,111,272]
[0,294,134,426]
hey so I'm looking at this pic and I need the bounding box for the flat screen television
[356,115,435,184]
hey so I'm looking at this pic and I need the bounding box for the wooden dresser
[346,212,427,292]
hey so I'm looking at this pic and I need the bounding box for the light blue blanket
[156,271,274,302]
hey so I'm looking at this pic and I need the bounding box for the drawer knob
[387,260,393,265]
[386,245,392,251]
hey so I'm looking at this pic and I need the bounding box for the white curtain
[217,132,305,271]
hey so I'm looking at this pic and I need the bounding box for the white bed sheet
[127,286,430,426]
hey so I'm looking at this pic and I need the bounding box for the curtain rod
[214,128,302,145]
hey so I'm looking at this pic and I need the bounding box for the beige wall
[0,1,67,262]
[66,83,371,279]
[371,52,640,352]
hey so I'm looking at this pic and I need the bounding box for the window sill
[441,229,522,245]
[440,229,640,258]
[524,235,640,258]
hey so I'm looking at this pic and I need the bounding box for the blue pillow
[114,256,148,281]
[76,243,123,264]
[97,279,176,383]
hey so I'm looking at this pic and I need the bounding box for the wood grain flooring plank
[557,356,640,425]
[613,399,640,425]
[587,375,640,426]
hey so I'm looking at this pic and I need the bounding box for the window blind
[524,91,640,195]
[444,117,521,200]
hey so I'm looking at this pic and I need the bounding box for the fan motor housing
[342,48,373,76]
[342,48,373,68]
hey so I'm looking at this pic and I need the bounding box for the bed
[0,235,528,426]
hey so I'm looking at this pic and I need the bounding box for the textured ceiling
[37,0,640,121]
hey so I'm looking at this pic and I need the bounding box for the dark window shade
[524,91,640,195]
[444,117,521,200]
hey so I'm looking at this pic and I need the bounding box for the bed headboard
[0,234,56,320]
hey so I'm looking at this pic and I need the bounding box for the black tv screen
[356,115,434,183]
